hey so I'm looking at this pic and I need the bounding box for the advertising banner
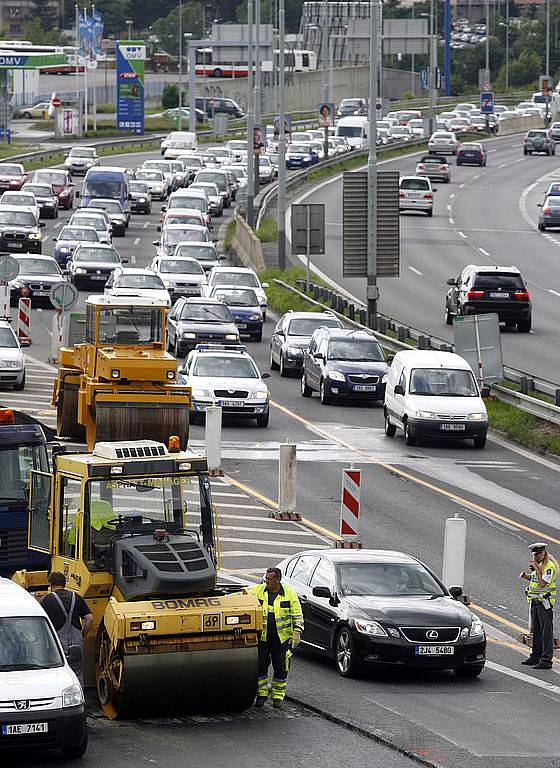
[92,10,104,57]
[78,9,88,62]
[116,41,145,135]
[318,103,334,127]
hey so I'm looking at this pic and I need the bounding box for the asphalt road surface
[5,142,560,767]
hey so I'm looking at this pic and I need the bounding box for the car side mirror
[312,585,332,599]
[386,354,394,364]
[39,222,46,228]
[152,240,159,246]
[261,282,269,288]
[313,352,324,360]
[219,255,226,260]
[261,372,271,379]
[446,278,457,285]
[449,585,470,605]
[161,206,167,212]
[537,203,543,208]
[394,384,404,396]
[122,258,129,264]
[67,644,82,665]
[20,338,31,348]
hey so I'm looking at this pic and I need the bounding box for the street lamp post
[184,33,194,132]
[428,0,436,134]
[254,0,262,196]
[485,0,490,83]
[246,0,255,228]
[367,0,380,329]
[546,0,551,77]
[277,0,286,269]
[178,0,183,130]
[126,19,133,40]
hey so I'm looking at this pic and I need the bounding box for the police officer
[250,567,304,709]
[520,542,557,670]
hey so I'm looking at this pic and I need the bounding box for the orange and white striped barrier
[17,297,32,345]
[337,468,362,549]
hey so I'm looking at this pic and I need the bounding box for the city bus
[195,48,316,78]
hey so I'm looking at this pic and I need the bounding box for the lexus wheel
[279,354,289,377]
[335,627,362,678]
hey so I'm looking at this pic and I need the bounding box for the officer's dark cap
[529,542,548,553]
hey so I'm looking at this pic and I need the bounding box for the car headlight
[192,387,213,399]
[287,346,303,356]
[44,200,54,205]
[138,197,146,203]
[154,185,164,192]
[250,387,269,399]
[111,369,120,378]
[328,371,346,382]
[382,373,388,384]
[469,618,485,637]
[75,268,87,274]
[248,313,262,321]
[183,332,196,339]
[0,360,20,368]
[166,370,175,379]
[28,232,42,240]
[62,683,84,708]
[468,412,486,421]
[225,333,239,340]
[59,246,71,253]
[354,619,387,637]
[416,410,437,419]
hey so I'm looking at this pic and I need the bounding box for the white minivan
[335,116,369,149]
[0,579,88,758]
[383,350,488,449]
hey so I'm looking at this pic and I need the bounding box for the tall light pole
[246,0,255,228]
[546,0,551,76]
[485,0,490,83]
[428,0,436,134]
[277,0,286,269]
[367,0,380,329]
[178,0,183,130]
[254,0,262,196]
[323,0,329,104]
[184,33,193,131]
[411,3,415,93]
[126,19,133,40]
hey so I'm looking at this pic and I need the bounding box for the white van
[335,116,369,149]
[161,130,197,156]
[383,350,488,449]
[0,579,88,758]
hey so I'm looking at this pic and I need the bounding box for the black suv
[301,328,390,404]
[195,97,244,119]
[0,207,45,254]
[270,310,343,376]
[445,265,532,332]
[166,296,239,357]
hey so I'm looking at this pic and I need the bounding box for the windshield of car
[401,178,429,190]
[136,171,164,181]
[179,303,232,322]
[72,216,105,230]
[89,201,122,214]
[159,259,203,275]
[341,99,363,108]
[84,178,125,199]
[17,259,59,275]
[432,132,453,140]
[195,172,226,189]
[130,182,149,193]
[213,288,258,306]
[336,126,363,138]
[165,229,207,245]
[1,194,35,206]
[337,562,445,598]
[547,183,560,195]
[409,367,478,396]
[288,317,341,336]
[23,185,52,196]
[98,307,163,344]
[144,163,170,174]
[75,247,120,263]
[0,165,22,176]
[473,273,525,290]
[193,356,258,378]
[176,244,218,261]
[214,272,259,288]
[192,183,217,195]
[327,339,384,362]
[527,131,547,137]
[170,198,206,213]
[60,227,99,241]
[0,328,18,348]
[166,215,202,226]
[0,616,64,671]
[182,158,203,168]
[115,274,165,290]
[34,171,66,186]
[0,210,36,226]
[70,148,95,158]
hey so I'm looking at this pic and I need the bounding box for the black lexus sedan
[277,549,486,678]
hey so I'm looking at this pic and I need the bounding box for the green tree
[20,16,65,45]
[29,0,59,28]
[151,3,203,56]
[162,84,179,109]
[507,49,541,87]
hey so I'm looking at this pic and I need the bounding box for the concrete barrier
[497,115,546,136]
[230,211,266,274]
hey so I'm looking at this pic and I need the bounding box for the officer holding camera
[520,542,557,670]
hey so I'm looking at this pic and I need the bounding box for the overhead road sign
[480,91,494,114]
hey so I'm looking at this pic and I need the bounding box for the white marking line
[143,221,150,229]
[549,289,560,297]
[220,537,325,549]
[133,237,140,246]
[486,660,560,697]
[458,231,467,239]
[478,247,490,256]
[218,525,317,537]
[449,193,455,199]
[215,503,267,510]
[459,183,465,189]
[472,174,480,180]
[408,266,422,276]
[448,217,454,224]
[219,551,295,559]
[446,204,452,211]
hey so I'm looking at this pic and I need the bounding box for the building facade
[0,1,64,38]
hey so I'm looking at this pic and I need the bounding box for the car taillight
[543,207,551,215]
[467,290,485,299]
[440,165,447,170]
[417,164,425,170]
[514,290,530,300]
[399,191,405,198]
[424,193,433,199]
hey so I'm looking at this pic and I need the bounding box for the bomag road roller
[14,438,262,718]
[52,295,190,450]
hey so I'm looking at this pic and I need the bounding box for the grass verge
[22,138,163,172]
[255,218,278,242]
[263,270,560,457]
[224,219,236,251]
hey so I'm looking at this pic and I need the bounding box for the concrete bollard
[397,326,407,343]
[418,335,430,350]
[555,390,560,407]
[205,406,223,476]
[442,514,467,593]
[358,309,366,326]
[519,377,529,395]
[276,443,299,520]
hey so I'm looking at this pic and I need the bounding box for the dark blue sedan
[209,287,264,342]
[53,224,100,267]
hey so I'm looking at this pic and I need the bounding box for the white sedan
[104,267,172,307]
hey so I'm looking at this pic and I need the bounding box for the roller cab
[18,439,261,719]
[52,296,191,449]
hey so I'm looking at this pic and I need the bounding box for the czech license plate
[407,192,422,198]
[236,323,247,329]
[415,645,454,655]
[33,290,48,296]
[9,242,23,248]
[489,292,508,298]
[440,423,466,431]
[464,152,475,157]
[219,400,241,407]
[91,275,106,281]
[2,723,48,735]
[353,384,376,392]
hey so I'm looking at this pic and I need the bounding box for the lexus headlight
[328,371,346,382]
[416,410,437,419]
[62,683,84,707]
[469,619,485,637]
[468,412,486,421]
[139,197,146,203]
[354,619,387,637]
[60,246,71,253]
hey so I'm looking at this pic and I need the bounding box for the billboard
[116,41,145,135]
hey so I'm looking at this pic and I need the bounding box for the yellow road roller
[52,295,190,450]
[14,438,261,718]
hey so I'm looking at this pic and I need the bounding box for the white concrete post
[50,311,69,364]
[205,406,222,475]
[0,284,9,317]
[278,443,297,513]
[442,514,467,590]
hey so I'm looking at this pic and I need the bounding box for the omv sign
[0,55,25,67]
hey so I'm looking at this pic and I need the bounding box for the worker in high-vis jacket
[520,542,557,670]
[250,567,304,709]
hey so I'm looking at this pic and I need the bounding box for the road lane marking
[408,266,422,276]
[549,289,560,297]
[473,174,480,180]
[486,660,560,695]
[478,247,490,256]
[458,231,467,238]
[143,221,149,228]
[133,237,140,246]
[448,217,454,224]
[449,193,455,199]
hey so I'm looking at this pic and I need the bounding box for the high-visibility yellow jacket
[526,556,557,606]
[250,583,304,643]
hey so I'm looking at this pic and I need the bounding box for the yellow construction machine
[14,438,261,718]
[52,295,190,450]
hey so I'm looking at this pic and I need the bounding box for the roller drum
[94,402,189,449]
[56,380,86,440]
[99,647,257,719]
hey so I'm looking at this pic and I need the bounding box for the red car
[33,168,75,210]
[456,142,487,167]
[0,163,28,191]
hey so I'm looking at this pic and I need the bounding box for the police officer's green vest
[526,556,557,606]
[250,583,304,643]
